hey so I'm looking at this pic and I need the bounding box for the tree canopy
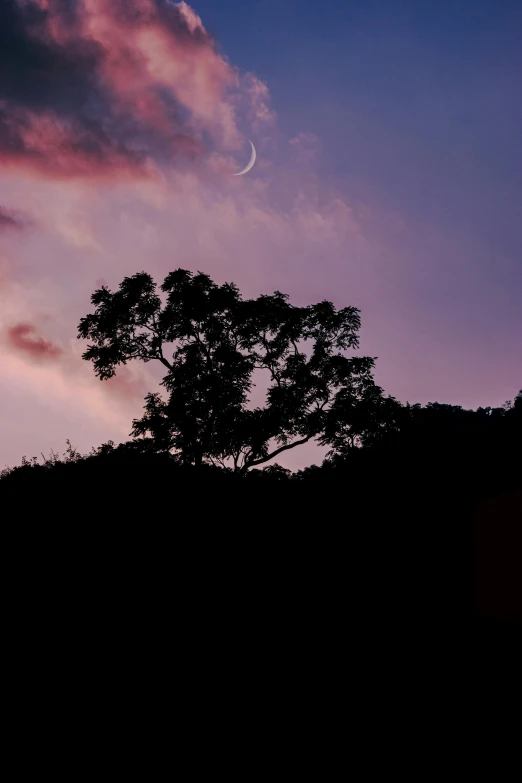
[77,268,382,473]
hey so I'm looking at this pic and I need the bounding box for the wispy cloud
[0,0,277,182]
[5,321,63,359]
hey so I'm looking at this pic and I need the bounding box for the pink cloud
[6,322,63,359]
[104,364,150,402]
[241,73,277,134]
[289,132,323,165]
[1,1,275,186]
[176,1,205,35]
[0,348,149,443]
[0,107,156,182]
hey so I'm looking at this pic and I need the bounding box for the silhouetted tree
[505,389,522,419]
[322,388,404,456]
[77,269,381,473]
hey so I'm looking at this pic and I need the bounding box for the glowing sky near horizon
[0,0,520,471]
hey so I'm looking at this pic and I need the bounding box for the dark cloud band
[0,1,212,179]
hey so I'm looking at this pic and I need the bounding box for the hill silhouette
[1,270,520,640]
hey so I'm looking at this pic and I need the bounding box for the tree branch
[158,355,173,371]
[245,435,313,470]
[237,446,254,471]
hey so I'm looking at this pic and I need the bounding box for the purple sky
[0,0,520,472]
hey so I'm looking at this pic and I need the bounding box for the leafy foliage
[77,269,381,472]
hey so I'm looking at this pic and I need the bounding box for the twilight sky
[0,0,520,471]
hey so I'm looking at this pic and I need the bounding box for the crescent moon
[233,139,256,176]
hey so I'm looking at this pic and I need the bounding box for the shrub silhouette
[313,391,522,503]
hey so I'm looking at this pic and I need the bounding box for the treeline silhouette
[2,394,521,501]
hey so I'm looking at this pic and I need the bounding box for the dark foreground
[2,456,519,649]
